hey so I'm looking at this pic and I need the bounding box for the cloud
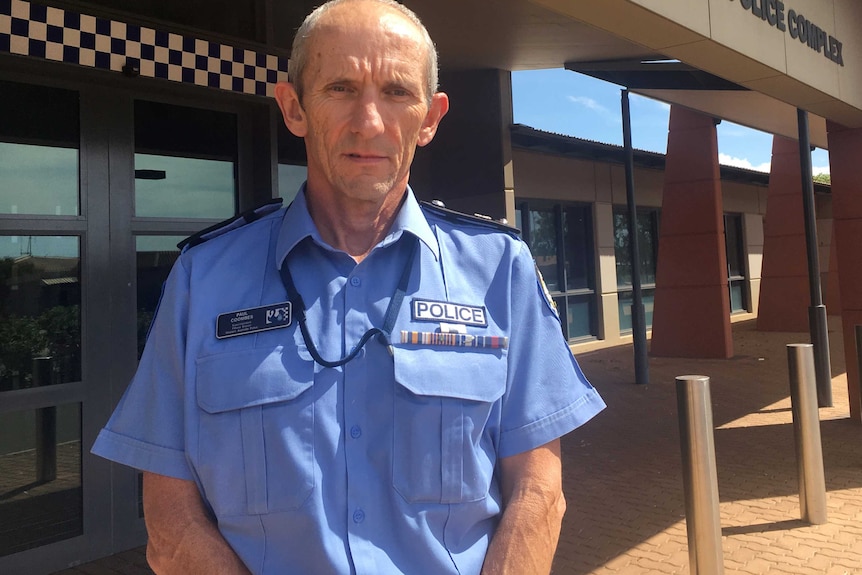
[566,95,622,127]
[718,153,771,172]
[567,95,608,113]
[717,154,830,177]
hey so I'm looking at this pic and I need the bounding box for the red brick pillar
[650,106,732,359]
[826,121,862,422]
[757,136,810,332]
[824,227,842,315]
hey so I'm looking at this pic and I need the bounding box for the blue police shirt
[92,187,605,574]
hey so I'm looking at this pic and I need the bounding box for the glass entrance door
[0,75,250,574]
[0,80,85,562]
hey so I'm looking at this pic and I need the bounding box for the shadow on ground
[556,319,862,574]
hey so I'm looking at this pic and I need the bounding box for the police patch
[411,299,488,327]
[534,263,559,317]
[216,302,292,339]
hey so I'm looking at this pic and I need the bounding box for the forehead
[305,6,426,78]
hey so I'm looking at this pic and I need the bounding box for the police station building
[2,0,862,572]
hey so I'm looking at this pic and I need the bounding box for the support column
[826,121,862,422]
[415,68,511,219]
[824,226,842,314]
[650,106,732,359]
[757,136,810,332]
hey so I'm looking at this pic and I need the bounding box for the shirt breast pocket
[195,345,315,517]
[392,347,506,504]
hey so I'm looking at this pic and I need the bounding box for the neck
[305,188,407,263]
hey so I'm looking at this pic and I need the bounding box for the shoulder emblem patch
[534,262,559,317]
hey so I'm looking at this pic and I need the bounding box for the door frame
[0,57,276,574]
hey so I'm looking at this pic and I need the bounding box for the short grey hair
[288,0,439,106]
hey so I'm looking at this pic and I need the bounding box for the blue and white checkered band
[0,0,289,97]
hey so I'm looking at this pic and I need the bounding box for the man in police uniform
[92,0,605,573]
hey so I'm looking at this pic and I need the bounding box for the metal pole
[32,356,57,483]
[797,109,833,407]
[622,89,649,385]
[676,375,724,575]
[786,344,828,524]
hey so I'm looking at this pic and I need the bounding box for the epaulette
[177,198,284,251]
[420,199,520,235]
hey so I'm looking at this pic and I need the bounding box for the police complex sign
[731,0,844,66]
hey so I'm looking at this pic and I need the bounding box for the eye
[385,85,415,100]
[327,83,354,95]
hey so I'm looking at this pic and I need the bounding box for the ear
[417,92,449,147]
[274,81,308,138]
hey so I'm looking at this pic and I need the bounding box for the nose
[350,91,385,139]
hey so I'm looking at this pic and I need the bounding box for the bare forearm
[481,484,566,575]
[143,472,251,575]
[481,441,566,575]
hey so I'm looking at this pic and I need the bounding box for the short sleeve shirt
[92,188,605,575]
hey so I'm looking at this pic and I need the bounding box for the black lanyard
[279,238,419,368]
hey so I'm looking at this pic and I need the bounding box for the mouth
[343,152,389,167]
[345,152,387,160]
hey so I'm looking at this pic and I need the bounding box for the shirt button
[350,425,362,439]
[353,509,365,523]
[350,276,361,287]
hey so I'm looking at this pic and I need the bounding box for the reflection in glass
[729,281,746,313]
[724,214,748,313]
[0,80,79,216]
[566,296,593,340]
[527,209,559,291]
[618,289,656,332]
[614,208,659,288]
[134,100,237,219]
[135,154,235,218]
[521,202,597,341]
[562,206,592,290]
[725,214,745,278]
[278,164,308,204]
[0,403,82,557]
[136,236,183,358]
[0,237,81,392]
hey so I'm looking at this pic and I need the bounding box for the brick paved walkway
[555,318,862,575]
[54,319,862,574]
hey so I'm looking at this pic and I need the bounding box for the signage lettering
[730,0,843,66]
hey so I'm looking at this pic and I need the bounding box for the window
[0,80,83,557]
[613,207,660,332]
[0,80,79,216]
[277,121,308,204]
[0,403,83,557]
[134,100,237,219]
[518,202,597,341]
[724,213,749,313]
[0,236,81,391]
[133,101,239,353]
[135,236,184,358]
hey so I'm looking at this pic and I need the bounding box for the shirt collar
[276,184,439,268]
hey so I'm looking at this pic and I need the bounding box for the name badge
[216,302,292,339]
[411,299,487,327]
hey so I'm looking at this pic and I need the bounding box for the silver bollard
[676,375,724,575]
[787,344,828,524]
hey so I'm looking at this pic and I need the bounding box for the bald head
[288,0,438,105]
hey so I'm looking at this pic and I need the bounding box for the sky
[511,69,831,176]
